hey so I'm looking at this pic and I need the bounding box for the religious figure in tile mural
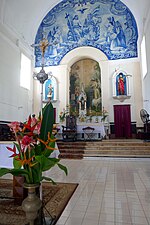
[34,0,138,67]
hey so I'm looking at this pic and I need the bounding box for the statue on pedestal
[78,84,87,121]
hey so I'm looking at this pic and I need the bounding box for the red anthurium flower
[6,145,19,158]
[23,115,37,133]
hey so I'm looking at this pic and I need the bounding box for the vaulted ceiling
[0,0,150,50]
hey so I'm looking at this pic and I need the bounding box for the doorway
[114,105,132,138]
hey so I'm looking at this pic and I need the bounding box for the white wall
[0,24,33,122]
[142,9,150,115]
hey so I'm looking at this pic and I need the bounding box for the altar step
[84,140,150,157]
[57,140,150,159]
[57,141,86,159]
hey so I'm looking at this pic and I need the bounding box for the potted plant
[0,102,68,224]
[0,102,67,184]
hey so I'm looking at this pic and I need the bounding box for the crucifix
[31,39,49,110]
[31,38,49,67]
[31,38,55,109]
[31,38,58,65]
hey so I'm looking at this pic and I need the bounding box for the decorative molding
[113,95,131,102]
[0,22,32,56]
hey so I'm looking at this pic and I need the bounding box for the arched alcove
[43,74,58,102]
[112,69,132,102]
[60,46,109,110]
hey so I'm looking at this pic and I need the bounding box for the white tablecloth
[0,141,14,168]
[77,123,106,137]
[49,142,60,158]
[58,123,106,138]
[0,141,60,168]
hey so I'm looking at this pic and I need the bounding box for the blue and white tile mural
[34,0,138,67]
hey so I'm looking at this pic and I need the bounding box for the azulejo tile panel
[35,0,138,67]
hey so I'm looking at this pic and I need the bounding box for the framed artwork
[69,58,102,116]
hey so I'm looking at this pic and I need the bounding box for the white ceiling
[0,0,150,47]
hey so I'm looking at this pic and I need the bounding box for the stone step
[84,150,150,154]
[57,140,150,159]
[60,150,84,154]
[85,146,150,150]
[85,142,150,146]
[83,154,150,158]
[59,153,83,159]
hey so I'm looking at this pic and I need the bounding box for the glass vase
[22,183,42,225]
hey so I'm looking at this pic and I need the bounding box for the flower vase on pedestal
[22,183,42,225]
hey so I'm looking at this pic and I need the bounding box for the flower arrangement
[59,108,68,122]
[0,102,67,184]
[101,107,109,122]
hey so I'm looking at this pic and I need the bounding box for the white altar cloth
[57,122,106,139]
[0,141,14,168]
[0,141,60,168]
[77,123,106,138]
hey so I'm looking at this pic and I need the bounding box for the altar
[57,122,106,141]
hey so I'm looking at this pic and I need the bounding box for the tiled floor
[44,157,150,225]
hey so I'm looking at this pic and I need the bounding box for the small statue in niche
[47,83,54,100]
[116,72,127,96]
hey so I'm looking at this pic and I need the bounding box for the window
[20,53,31,89]
[141,35,147,78]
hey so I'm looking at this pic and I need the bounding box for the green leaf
[36,155,59,172]
[40,102,54,145]
[0,167,29,177]
[13,157,22,169]
[57,163,68,176]
[32,166,42,184]
[0,168,11,177]
[41,176,56,185]
[10,169,29,176]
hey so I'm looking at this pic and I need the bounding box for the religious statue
[90,78,101,110]
[78,84,87,121]
[117,73,126,95]
[47,83,54,100]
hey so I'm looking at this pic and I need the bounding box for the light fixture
[34,66,48,84]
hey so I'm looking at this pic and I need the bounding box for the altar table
[57,123,106,140]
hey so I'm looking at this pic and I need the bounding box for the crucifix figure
[31,38,50,66]
[31,38,57,58]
